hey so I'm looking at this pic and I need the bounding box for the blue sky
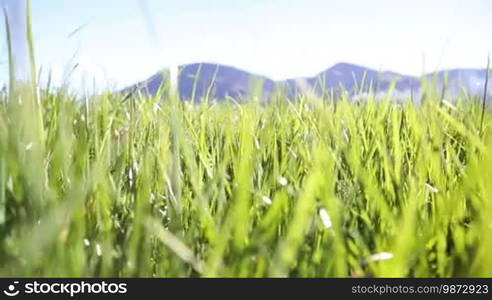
[1,0,492,91]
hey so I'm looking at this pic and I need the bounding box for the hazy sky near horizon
[1,0,491,91]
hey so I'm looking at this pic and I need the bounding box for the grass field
[1,0,491,278]
[0,82,491,277]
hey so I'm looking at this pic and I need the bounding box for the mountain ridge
[127,62,491,102]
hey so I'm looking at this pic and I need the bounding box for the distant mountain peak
[330,62,368,70]
[126,62,491,102]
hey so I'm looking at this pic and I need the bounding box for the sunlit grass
[1,0,491,278]
[0,84,491,277]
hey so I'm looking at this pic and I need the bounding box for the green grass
[0,84,491,277]
[1,0,491,278]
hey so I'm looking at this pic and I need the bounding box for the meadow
[1,0,491,278]
[0,81,491,277]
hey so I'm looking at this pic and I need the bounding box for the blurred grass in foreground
[1,0,491,278]
[0,83,491,277]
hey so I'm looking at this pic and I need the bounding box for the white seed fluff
[261,196,272,205]
[95,243,102,257]
[369,252,394,262]
[319,208,333,229]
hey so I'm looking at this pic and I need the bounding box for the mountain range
[127,62,491,102]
